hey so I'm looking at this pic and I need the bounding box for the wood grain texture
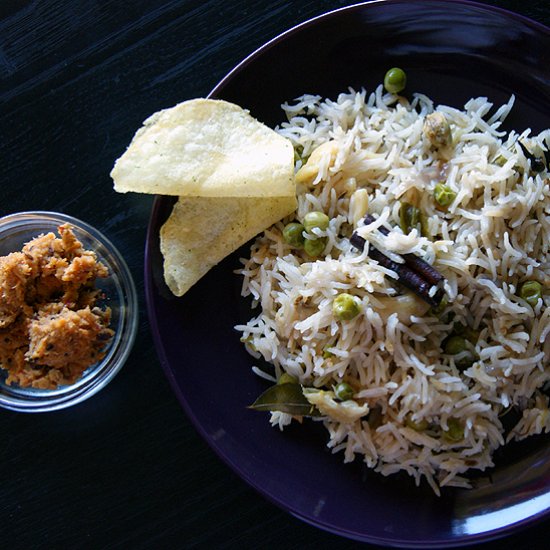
[0,1,549,548]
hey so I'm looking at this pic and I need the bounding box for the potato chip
[111,99,295,198]
[160,194,296,296]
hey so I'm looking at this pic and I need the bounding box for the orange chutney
[0,224,114,389]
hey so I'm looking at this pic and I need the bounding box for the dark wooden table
[1,1,549,548]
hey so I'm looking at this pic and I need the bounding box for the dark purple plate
[145,1,550,546]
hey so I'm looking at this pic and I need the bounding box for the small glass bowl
[0,211,138,412]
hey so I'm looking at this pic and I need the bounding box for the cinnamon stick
[362,214,444,285]
[350,219,445,307]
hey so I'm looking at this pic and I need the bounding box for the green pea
[304,237,326,257]
[444,335,476,369]
[443,418,464,442]
[333,382,354,401]
[444,335,467,355]
[431,294,449,315]
[494,154,507,167]
[278,372,298,385]
[384,67,407,94]
[303,211,330,233]
[405,415,429,431]
[294,144,305,164]
[282,222,305,248]
[333,293,361,321]
[434,183,457,207]
[519,281,542,307]
[453,323,479,344]
[399,202,422,234]
[367,407,383,429]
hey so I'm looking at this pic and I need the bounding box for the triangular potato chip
[111,99,295,198]
[160,195,296,296]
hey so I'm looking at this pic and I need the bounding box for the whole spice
[351,215,445,307]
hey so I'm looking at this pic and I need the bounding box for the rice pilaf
[236,85,550,494]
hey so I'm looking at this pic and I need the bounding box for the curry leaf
[248,383,321,416]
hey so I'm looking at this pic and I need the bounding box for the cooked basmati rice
[236,86,550,493]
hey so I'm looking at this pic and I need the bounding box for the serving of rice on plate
[235,83,550,494]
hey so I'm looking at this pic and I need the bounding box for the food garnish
[518,140,546,172]
[249,382,320,417]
